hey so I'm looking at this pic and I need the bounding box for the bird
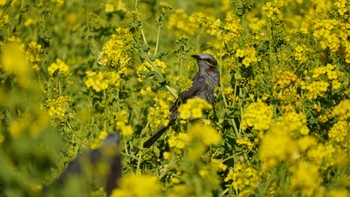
[143,53,220,148]
[44,133,122,196]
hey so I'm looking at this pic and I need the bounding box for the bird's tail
[143,125,169,148]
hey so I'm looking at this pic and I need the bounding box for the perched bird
[44,133,122,196]
[143,53,220,148]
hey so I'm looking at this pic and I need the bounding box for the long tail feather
[143,125,169,148]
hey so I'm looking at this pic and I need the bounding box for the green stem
[135,0,148,45]
[219,53,240,138]
[165,85,178,99]
[154,24,161,56]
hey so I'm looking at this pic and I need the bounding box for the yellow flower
[26,41,42,62]
[259,127,299,171]
[236,138,255,150]
[211,159,227,171]
[46,96,72,122]
[327,189,349,197]
[51,0,64,6]
[178,98,212,120]
[332,99,350,120]
[290,160,321,196]
[98,28,133,73]
[121,125,134,137]
[225,163,258,195]
[263,1,283,22]
[48,59,70,76]
[1,41,30,88]
[147,95,171,130]
[168,132,188,149]
[306,142,347,168]
[187,123,222,146]
[242,100,273,131]
[235,46,258,67]
[85,71,120,92]
[328,120,348,144]
[111,174,160,197]
[91,131,109,149]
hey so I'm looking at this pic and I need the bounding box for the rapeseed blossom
[98,28,133,73]
[48,59,70,76]
[1,41,30,88]
[114,110,134,136]
[235,46,258,67]
[26,41,42,63]
[8,110,50,139]
[137,59,167,82]
[290,160,321,196]
[91,131,108,149]
[263,1,283,22]
[328,120,348,145]
[46,96,72,122]
[111,174,160,197]
[85,71,120,92]
[241,100,273,131]
[187,123,222,146]
[168,132,188,149]
[332,99,350,120]
[147,96,171,129]
[225,163,258,196]
[178,98,212,120]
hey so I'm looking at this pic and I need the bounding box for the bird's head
[191,53,218,71]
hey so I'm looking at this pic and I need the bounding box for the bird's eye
[205,58,214,65]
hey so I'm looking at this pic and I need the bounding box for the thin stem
[135,0,148,45]
[154,25,161,56]
[180,58,183,77]
[165,85,178,99]
[219,53,240,138]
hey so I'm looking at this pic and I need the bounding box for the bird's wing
[179,83,204,102]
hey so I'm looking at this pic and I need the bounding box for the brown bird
[143,53,220,148]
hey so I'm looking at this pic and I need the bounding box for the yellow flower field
[0,0,349,196]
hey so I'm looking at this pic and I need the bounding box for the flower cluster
[167,9,198,36]
[91,131,108,149]
[98,28,133,73]
[301,63,343,100]
[273,70,300,102]
[48,59,70,76]
[25,41,42,64]
[114,110,133,137]
[111,174,160,197]
[259,126,299,171]
[331,99,350,120]
[8,110,50,139]
[46,96,73,122]
[136,59,167,82]
[225,163,258,197]
[293,45,310,63]
[1,40,30,88]
[259,110,311,171]
[178,97,213,120]
[85,71,121,92]
[168,132,188,149]
[328,120,348,145]
[241,100,273,131]
[263,1,283,22]
[289,160,321,196]
[147,95,171,129]
[105,0,126,13]
[235,46,258,67]
[167,9,241,46]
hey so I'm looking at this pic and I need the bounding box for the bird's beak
[191,54,199,59]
